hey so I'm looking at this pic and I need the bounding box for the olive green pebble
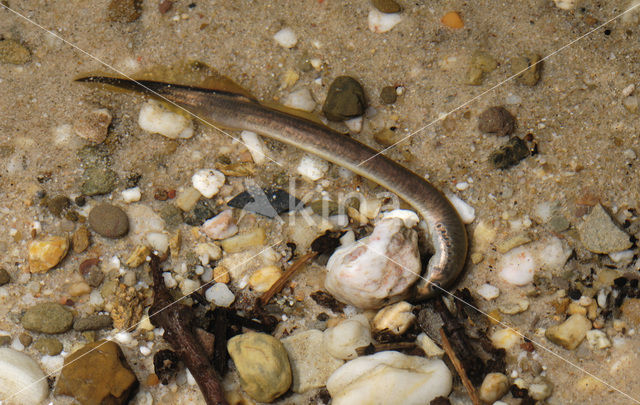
[322,76,367,122]
[22,303,74,334]
[0,268,10,286]
[159,204,184,228]
[380,86,397,104]
[466,51,497,85]
[0,336,11,346]
[372,0,402,13]
[34,337,63,356]
[19,333,33,347]
[44,195,71,217]
[88,203,129,238]
[73,314,113,331]
[107,0,142,22]
[490,137,530,169]
[373,127,399,147]
[81,166,118,196]
[0,39,31,65]
[511,53,541,86]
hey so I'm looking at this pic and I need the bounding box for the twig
[439,328,481,405]
[259,251,318,305]
[355,341,421,356]
[149,254,228,405]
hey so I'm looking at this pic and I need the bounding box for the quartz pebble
[297,155,329,181]
[499,237,572,286]
[585,329,611,350]
[372,301,416,334]
[195,243,222,265]
[228,332,292,402]
[545,314,592,350]
[445,193,475,224]
[192,169,225,198]
[325,217,420,309]
[0,348,48,405]
[476,283,500,300]
[416,333,445,357]
[479,372,510,403]
[55,340,138,404]
[248,265,282,292]
[323,315,372,360]
[240,130,268,164]
[283,88,316,112]
[381,209,419,228]
[553,0,577,9]
[175,187,201,211]
[327,351,452,405]
[220,228,266,253]
[490,327,522,350]
[205,283,235,307]
[28,236,69,273]
[73,108,112,143]
[577,204,632,254]
[121,187,141,203]
[281,329,344,393]
[368,8,403,33]
[273,27,298,48]
[88,203,130,238]
[138,100,193,139]
[201,209,238,240]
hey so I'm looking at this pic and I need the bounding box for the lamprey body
[77,77,468,299]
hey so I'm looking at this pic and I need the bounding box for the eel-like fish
[76,76,468,299]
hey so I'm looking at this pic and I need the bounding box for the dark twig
[149,254,228,405]
[355,341,421,356]
[259,251,318,305]
[440,328,481,405]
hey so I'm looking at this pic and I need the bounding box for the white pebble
[455,181,469,191]
[192,169,225,198]
[381,209,420,228]
[283,88,316,112]
[416,333,445,357]
[273,27,298,48]
[180,278,201,296]
[195,243,222,266]
[201,268,214,283]
[609,249,635,264]
[445,193,475,224]
[121,187,141,203]
[146,232,169,254]
[553,0,577,9]
[201,210,238,240]
[115,331,133,345]
[498,246,536,286]
[140,346,152,356]
[344,116,363,133]
[0,348,49,404]
[205,283,235,307]
[323,316,372,360]
[368,8,403,34]
[476,283,500,300]
[623,149,637,160]
[163,272,178,288]
[186,368,197,386]
[138,100,193,139]
[373,301,416,334]
[622,84,635,97]
[240,130,267,164]
[297,155,329,181]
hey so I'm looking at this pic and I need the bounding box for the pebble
[499,298,529,315]
[511,53,542,86]
[283,88,316,112]
[373,127,400,147]
[478,106,516,136]
[273,27,298,49]
[553,0,577,9]
[80,258,104,287]
[368,8,403,33]
[479,372,510,403]
[491,136,530,169]
[529,379,553,401]
[195,243,222,265]
[68,281,92,296]
[138,100,194,139]
[183,199,215,226]
[22,302,73,334]
[297,155,329,181]
[441,11,464,29]
[327,351,452,404]
[476,283,500,300]
[248,265,282,292]
[88,203,129,238]
[325,217,421,309]
[34,337,63,356]
[18,333,32,348]
[240,130,268,164]
[379,86,397,104]
[28,236,69,273]
[372,0,402,13]
[201,209,238,240]
[220,228,266,253]
[381,209,420,228]
[0,348,48,404]
[545,314,592,350]
[281,329,344,393]
[73,108,112,143]
[620,298,640,325]
[499,237,572,286]
[146,231,170,253]
[490,328,522,350]
[372,301,416,334]
[121,187,141,203]
[322,76,367,122]
[622,96,638,112]
[72,226,90,254]
[0,39,31,65]
[445,193,475,224]
[81,166,118,196]
[55,340,138,404]
[175,187,201,211]
[0,336,12,347]
[416,333,445,357]
[609,249,634,264]
[345,116,363,133]
[192,169,225,198]
[227,332,292,402]
[323,316,372,360]
[585,329,611,350]
[466,51,498,85]
[205,283,235,307]
[125,245,150,268]
[577,204,632,254]
[212,266,229,283]
[73,314,113,331]
[107,0,142,22]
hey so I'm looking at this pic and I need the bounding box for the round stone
[88,203,129,238]
[21,303,73,334]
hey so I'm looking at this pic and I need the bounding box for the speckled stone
[81,166,118,196]
[511,53,541,86]
[478,106,515,136]
[73,315,113,331]
[34,337,63,356]
[107,0,142,22]
[88,203,129,238]
[577,204,632,254]
[379,86,397,104]
[322,76,367,122]
[22,303,73,334]
[0,39,31,64]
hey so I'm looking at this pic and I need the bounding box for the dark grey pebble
[88,203,129,238]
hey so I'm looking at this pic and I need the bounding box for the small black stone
[568,288,581,300]
[74,195,86,207]
[614,277,628,287]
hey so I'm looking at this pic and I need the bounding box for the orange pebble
[146,373,160,386]
[441,11,464,29]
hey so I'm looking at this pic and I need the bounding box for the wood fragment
[439,328,481,405]
[149,254,228,405]
[259,251,317,305]
[355,341,421,356]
